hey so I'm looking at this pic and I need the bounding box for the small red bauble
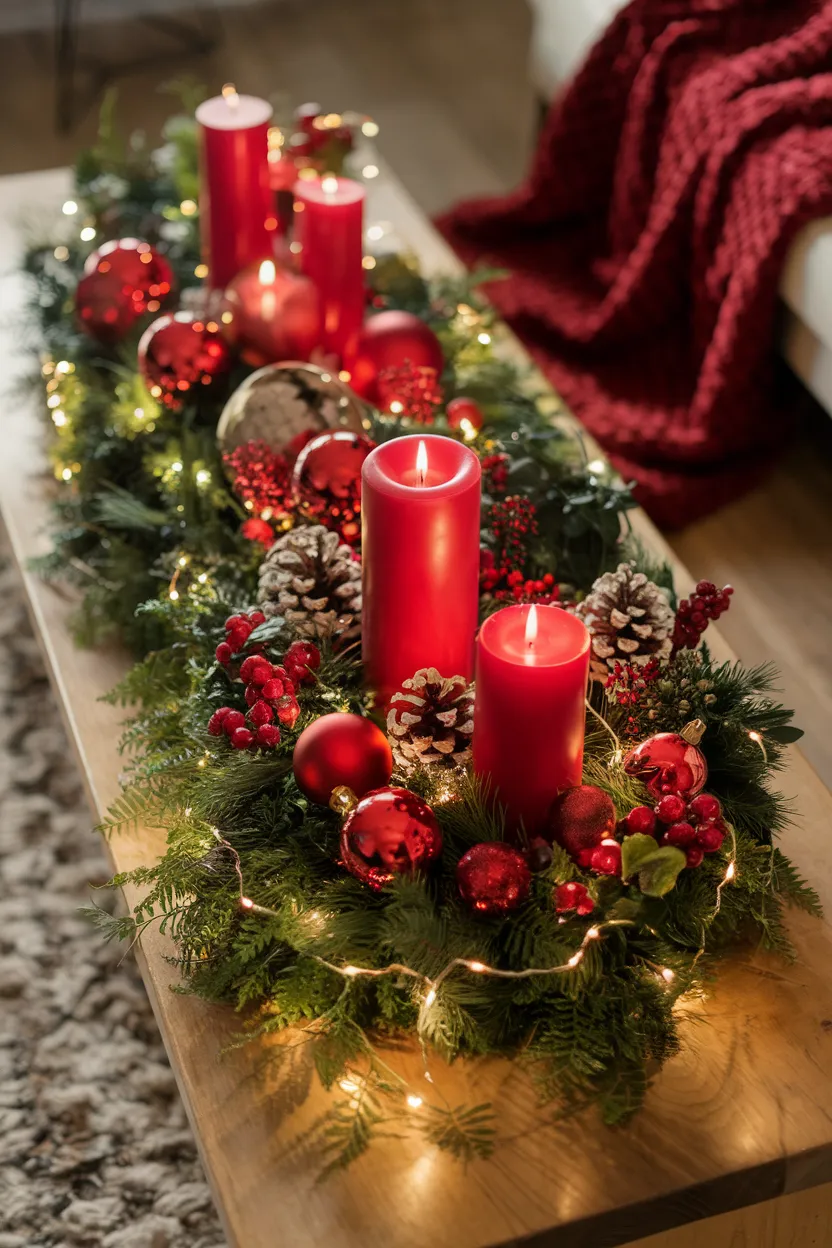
[347,311,444,403]
[623,733,707,799]
[546,785,617,859]
[75,269,140,344]
[291,430,375,544]
[555,881,595,916]
[656,793,687,825]
[625,805,657,836]
[340,787,442,891]
[292,712,393,805]
[446,397,484,432]
[138,312,232,410]
[84,238,174,315]
[456,842,531,916]
[223,257,321,366]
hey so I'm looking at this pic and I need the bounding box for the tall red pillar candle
[362,434,481,705]
[473,604,590,836]
[293,175,365,362]
[195,85,275,290]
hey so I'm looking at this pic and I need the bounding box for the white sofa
[528,0,832,416]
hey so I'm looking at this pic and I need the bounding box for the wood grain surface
[2,167,832,1248]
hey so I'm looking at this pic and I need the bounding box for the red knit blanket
[437,0,832,525]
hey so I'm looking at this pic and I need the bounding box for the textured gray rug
[0,560,226,1248]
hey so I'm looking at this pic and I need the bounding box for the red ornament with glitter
[292,712,393,806]
[456,842,531,916]
[376,363,444,424]
[222,257,321,367]
[84,238,174,316]
[623,732,708,799]
[546,785,616,859]
[347,310,444,403]
[75,269,141,344]
[340,786,442,891]
[138,312,232,410]
[224,439,293,520]
[291,429,374,544]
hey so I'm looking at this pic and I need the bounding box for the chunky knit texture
[437,0,832,524]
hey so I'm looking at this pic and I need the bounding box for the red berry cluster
[481,452,509,493]
[554,881,594,915]
[241,517,277,547]
[623,792,726,869]
[480,496,559,604]
[215,611,266,665]
[672,580,734,654]
[604,658,661,737]
[223,440,292,518]
[208,639,321,752]
[376,362,444,424]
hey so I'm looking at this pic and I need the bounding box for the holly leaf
[247,615,287,647]
[621,833,686,898]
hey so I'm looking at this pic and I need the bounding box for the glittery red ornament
[623,733,708,799]
[546,785,616,859]
[84,238,174,316]
[376,363,444,424]
[446,397,484,432]
[456,842,531,916]
[292,712,393,805]
[222,257,321,366]
[291,430,374,544]
[75,270,140,344]
[138,312,232,410]
[347,311,444,402]
[340,786,442,891]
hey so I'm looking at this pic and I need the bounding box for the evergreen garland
[23,98,821,1175]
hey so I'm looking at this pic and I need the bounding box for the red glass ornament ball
[75,269,140,344]
[347,311,444,402]
[222,258,321,366]
[456,842,531,916]
[446,397,484,432]
[292,712,393,805]
[292,430,375,503]
[546,785,617,859]
[138,312,232,410]
[340,786,442,891]
[623,733,708,799]
[84,238,174,315]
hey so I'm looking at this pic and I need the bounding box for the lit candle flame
[416,439,428,486]
[258,259,276,284]
[222,83,239,108]
[321,174,339,195]
[525,604,538,649]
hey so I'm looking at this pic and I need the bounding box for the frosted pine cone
[387,668,475,774]
[575,563,674,681]
[257,524,361,643]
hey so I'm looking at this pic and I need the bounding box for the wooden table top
[2,166,832,1248]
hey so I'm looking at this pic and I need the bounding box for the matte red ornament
[623,733,708,799]
[340,786,442,891]
[84,238,174,316]
[75,269,140,344]
[347,311,444,402]
[222,257,321,366]
[456,842,531,916]
[138,312,232,410]
[292,712,393,805]
[446,397,484,432]
[546,785,616,858]
[291,430,375,544]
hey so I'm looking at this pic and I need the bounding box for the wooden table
[2,167,832,1248]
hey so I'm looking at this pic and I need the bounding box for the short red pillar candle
[196,86,275,289]
[362,434,481,705]
[473,604,590,836]
[293,175,365,362]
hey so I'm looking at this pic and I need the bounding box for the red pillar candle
[362,434,481,705]
[195,85,275,290]
[293,175,365,362]
[473,604,590,836]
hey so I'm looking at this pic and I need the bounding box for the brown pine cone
[387,668,475,774]
[575,562,674,681]
[257,524,361,642]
